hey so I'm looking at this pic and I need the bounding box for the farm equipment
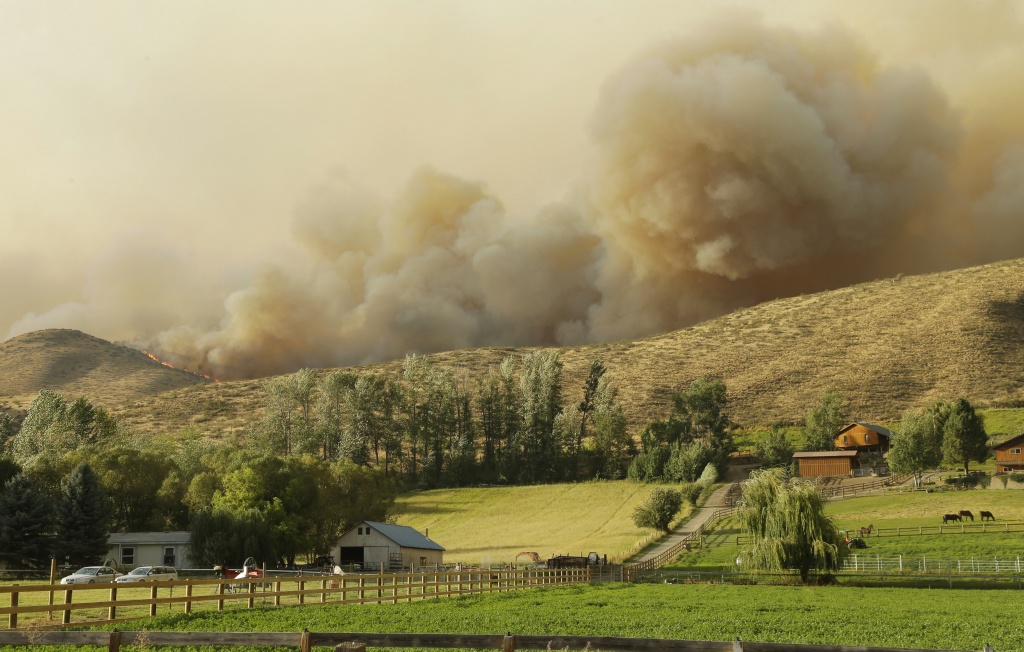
[546,552,607,569]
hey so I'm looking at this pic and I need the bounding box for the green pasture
[4,582,1024,652]
[666,489,1024,571]
[393,481,691,565]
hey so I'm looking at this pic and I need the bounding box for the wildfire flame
[140,349,218,382]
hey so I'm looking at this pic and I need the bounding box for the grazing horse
[980,510,995,521]
[859,525,874,537]
[958,510,974,521]
[942,513,962,524]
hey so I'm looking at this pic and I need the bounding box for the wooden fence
[732,521,1024,545]
[0,628,997,651]
[0,567,589,630]
[623,506,736,578]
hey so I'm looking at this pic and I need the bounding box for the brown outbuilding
[793,450,860,478]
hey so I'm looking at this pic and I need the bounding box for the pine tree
[54,464,111,566]
[0,474,53,570]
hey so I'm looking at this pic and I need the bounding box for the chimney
[425,528,429,539]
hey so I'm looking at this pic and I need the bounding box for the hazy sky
[2,1,1023,379]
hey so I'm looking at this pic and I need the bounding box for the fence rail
[624,506,736,577]
[0,567,589,630]
[0,628,992,651]
[842,554,1024,574]
[734,521,1024,545]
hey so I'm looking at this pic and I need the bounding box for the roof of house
[793,450,860,458]
[994,433,1024,450]
[362,521,445,551]
[836,423,892,438]
[107,531,190,546]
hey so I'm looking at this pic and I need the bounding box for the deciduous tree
[941,398,988,477]
[802,389,847,451]
[631,487,683,533]
[739,468,845,583]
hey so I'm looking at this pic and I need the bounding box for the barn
[994,433,1024,474]
[332,521,444,571]
[793,450,860,478]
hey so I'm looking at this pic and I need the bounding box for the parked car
[60,566,122,584]
[114,565,179,583]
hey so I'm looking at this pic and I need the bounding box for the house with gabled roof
[332,521,444,571]
[994,433,1024,474]
[834,423,891,454]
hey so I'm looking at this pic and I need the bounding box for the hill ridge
[6,259,1024,435]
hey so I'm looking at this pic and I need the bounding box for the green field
[5,582,1024,652]
[666,489,1024,571]
[392,481,692,564]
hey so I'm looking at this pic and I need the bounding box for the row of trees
[252,354,635,487]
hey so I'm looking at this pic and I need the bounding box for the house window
[842,436,848,445]
[164,547,175,566]
[121,547,135,566]
[419,557,427,566]
[865,433,871,443]
[1012,448,1022,455]
[357,527,362,535]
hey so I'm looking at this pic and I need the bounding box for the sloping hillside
[0,329,210,411]
[9,259,1024,436]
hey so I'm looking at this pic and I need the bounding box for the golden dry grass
[5,258,1024,438]
[0,329,208,413]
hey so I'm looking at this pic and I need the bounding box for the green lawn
[392,481,691,565]
[6,582,1024,652]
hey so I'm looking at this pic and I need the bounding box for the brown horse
[942,513,962,524]
[859,525,874,537]
[980,510,995,521]
[958,510,974,521]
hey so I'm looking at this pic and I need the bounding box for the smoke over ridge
[7,13,1024,380]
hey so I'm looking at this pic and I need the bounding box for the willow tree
[739,468,846,583]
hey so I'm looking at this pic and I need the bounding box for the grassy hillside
[6,258,1024,439]
[0,329,208,412]
[391,481,684,564]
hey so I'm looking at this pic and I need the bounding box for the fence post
[299,578,306,605]
[63,588,73,625]
[108,630,122,652]
[335,645,366,652]
[299,628,312,652]
[8,584,17,629]
[275,579,282,607]
[184,582,192,614]
[217,580,226,611]
[109,586,117,621]
[248,580,255,609]
[149,585,158,617]
[48,558,57,621]
[502,633,516,652]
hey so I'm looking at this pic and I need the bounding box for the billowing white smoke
[8,14,1024,380]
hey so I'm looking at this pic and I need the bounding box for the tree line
[250,353,639,487]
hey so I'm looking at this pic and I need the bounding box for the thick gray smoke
[8,14,1024,379]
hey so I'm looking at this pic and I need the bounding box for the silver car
[114,565,179,583]
[60,566,122,584]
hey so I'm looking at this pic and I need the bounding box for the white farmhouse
[106,532,193,569]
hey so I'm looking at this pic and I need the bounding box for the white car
[114,565,179,583]
[60,566,122,584]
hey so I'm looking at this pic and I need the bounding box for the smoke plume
[7,12,1024,380]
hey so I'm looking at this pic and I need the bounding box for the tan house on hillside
[994,434,1024,474]
[834,423,891,454]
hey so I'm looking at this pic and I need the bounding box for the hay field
[391,481,688,565]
